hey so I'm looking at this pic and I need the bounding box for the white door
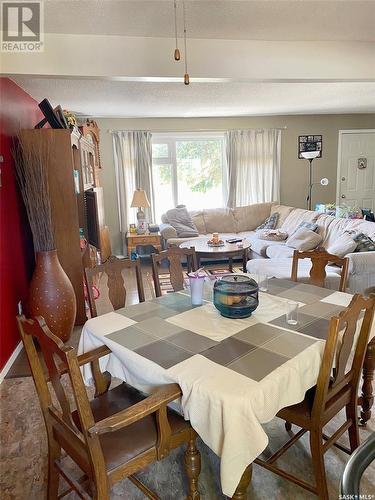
[337,130,375,211]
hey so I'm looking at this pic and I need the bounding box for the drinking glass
[257,274,268,292]
[189,275,206,306]
[286,301,299,325]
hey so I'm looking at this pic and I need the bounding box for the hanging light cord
[173,0,180,61]
[183,0,189,84]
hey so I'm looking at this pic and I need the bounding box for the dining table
[79,277,374,498]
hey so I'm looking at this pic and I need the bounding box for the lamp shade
[300,151,320,160]
[130,189,150,208]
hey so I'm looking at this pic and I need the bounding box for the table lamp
[131,189,150,234]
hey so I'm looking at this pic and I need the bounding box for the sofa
[159,203,375,293]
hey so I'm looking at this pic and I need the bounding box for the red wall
[0,77,43,371]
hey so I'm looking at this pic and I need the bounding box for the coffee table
[179,237,251,272]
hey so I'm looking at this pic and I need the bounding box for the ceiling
[45,0,375,42]
[10,77,375,117]
[5,1,375,117]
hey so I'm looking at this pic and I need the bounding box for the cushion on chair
[72,382,189,471]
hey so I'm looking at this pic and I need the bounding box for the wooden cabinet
[19,129,97,325]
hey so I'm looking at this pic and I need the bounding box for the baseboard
[0,341,23,384]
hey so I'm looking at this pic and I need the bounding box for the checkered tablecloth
[79,278,365,497]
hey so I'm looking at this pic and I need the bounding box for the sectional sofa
[159,203,375,293]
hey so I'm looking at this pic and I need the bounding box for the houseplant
[13,137,76,342]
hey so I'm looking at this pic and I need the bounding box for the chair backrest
[151,247,198,297]
[17,315,106,478]
[312,293,375,420]
[85,255,145,317]
[291,247,349,292]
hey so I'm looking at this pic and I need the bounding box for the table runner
[79,279,366,497]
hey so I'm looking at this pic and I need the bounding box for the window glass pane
[153,163,173,222]
[176,139,223,210]
[152,143,169,159]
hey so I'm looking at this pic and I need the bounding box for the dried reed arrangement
[13,137,55,252]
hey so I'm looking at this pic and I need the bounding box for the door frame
[336,129,375,205]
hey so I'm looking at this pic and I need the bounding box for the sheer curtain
[112,131,155,255]
[226,129,281,208]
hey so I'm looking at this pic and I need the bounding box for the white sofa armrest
[159,223,177,240]
[346,251,375,275]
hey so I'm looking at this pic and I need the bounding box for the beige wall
[96,114,375,255]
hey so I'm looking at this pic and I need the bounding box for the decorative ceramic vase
[28,250,76,342]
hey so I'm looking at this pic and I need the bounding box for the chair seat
[72,382,189,471]
[277,386,316,428]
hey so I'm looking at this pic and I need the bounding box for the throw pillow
[353,233,375,252]
[256,212,279,231]
[165,206,199,238]
[286,228,322,251]
[326,233,357,258]
[257,230,288,241]
[290,221,318,236]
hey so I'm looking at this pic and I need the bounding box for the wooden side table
[127,232,162,257]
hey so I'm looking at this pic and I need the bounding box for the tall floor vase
[28,250,76,342]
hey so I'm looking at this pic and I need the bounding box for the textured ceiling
[10,77,375,117]
[44,0,375,41]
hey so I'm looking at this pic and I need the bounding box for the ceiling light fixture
[173,0,180,61]
[182,0,189,85]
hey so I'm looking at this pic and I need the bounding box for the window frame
[152,132,227,213]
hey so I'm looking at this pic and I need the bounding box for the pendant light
[173,0,180,60]
[183,0,190,85]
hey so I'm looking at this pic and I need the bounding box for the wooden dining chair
[254,293,375,499]
[17,315,201,500]
[151,247,198,297]
[85,255,145,317]
[291,247,349,292]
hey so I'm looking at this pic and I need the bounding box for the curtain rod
[108,127,287,133]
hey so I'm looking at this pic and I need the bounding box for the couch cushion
[251,238,287,257]
[270,204,295,228]
[266,245,295,259]
[285,228,322,251]
[166,207,199,237]
[190,210,206,234]
[280,208,320,235]
[326,233,357,258]
[353,233,375,252]
[203,208,237,233]
[246,258,341,289]
[321,218,375,248]
[233,203,273,232]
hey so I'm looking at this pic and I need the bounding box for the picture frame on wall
[298,134,323,159]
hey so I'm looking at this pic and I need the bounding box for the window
[152,133,226,221]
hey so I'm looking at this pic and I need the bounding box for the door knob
[341,194,346,199]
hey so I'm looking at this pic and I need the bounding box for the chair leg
[309,429,329,500]
[184,437,201,500]
[47,439,61,500]
[232,465,252,500]
[346,403,360,453]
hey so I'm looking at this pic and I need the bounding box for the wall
[96,114,375,255]
[0,78,43,371]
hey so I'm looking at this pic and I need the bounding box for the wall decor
[298,134,322,159]
[358,157,367,169]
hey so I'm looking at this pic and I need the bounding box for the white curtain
[226,129,281,208]
[112,131,155,255]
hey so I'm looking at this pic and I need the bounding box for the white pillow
[286,228,322,251]
[326,233,357,258]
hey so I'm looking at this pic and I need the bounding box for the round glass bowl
[213,274,259,319]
